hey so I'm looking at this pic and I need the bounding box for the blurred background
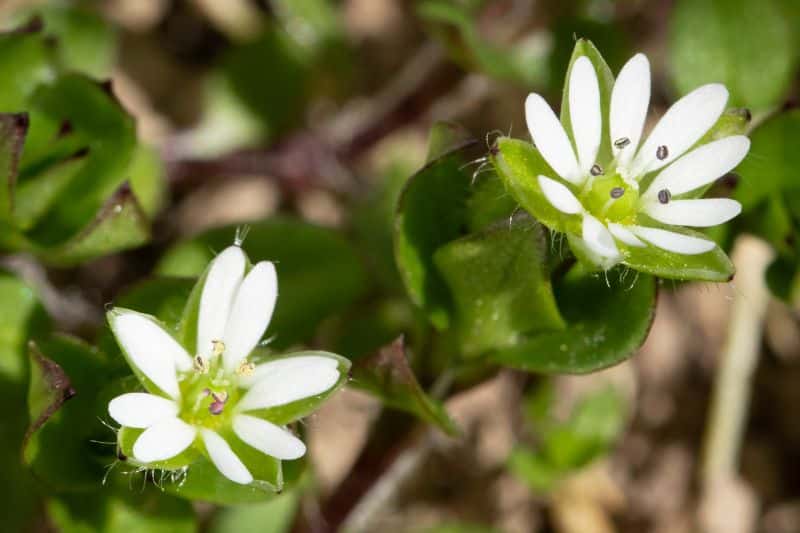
[1,0,800,532]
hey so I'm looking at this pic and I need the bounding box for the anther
[590,164,603,176]
[656,145,669,160]
[657,189,671,204]
[236,360,256,376]
[614,137,631,149]
[211,340,225,358]
[193,355,209,374]
[610,187,625,199]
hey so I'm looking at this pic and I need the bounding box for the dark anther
[614,137,631,149]
[657,189,672,204]
[590,164,602,176]
[720,172,740,189]
[610,187,625,199]
[656,145,669,160]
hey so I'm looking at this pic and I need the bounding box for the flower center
[177,344,242,430]
[579,171,639,225]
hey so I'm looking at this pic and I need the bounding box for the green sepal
[490,137,582,236]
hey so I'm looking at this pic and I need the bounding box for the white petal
[239,354,340,389]
[631,84,728,176]
[607,223,646,247]
[109,311,192,399]
[642,136,750,200]
[201,429,253,485]
[222,261,278,372]
[197,246,246,358]
[569,56,602,174]
[238,361,340,412]
[582,215,620,259]
[538,175,583,215]
[610,53,650,169]
[525,93,582,184]
[133,417,196,463]
[108,393,179,429]
[631,226,716,254]
[642,198,742,227]
[233,414,306,460]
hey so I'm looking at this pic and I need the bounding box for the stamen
[193,355,209,374]
[657,189,671,204]
[211,340,225,358]
[614,137,631,149]
[610,187,625,199]
[590,164,603,176]
[656,145,669,160]
[236,360,256,376]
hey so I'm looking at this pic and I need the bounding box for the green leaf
[48,489,196,533]
[157,218,367,350]
[669,0,796,109]
[560,39,616,168]
[0,113,27,220]
[210,491,299,533]
[488,267,656,373]
[735,110,800,212]
[0,271,48,531]
[38,183,151,266]
[350,337,459,435]
[25,74,136,245]
[507,448,563,492]
[18,4,117,78]
[24,335,111,490]
[434,216,564,357]
[0,20,54,111]
[394,141,478,329]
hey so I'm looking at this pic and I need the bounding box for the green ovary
[177,358,241,431]
[579,172,639,225]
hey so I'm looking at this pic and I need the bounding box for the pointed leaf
[434,216,565,357]
[350,337,459,435]
[488,267,656,373]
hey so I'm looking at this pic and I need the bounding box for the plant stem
[700,236,773,488]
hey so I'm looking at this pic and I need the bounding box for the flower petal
[201,429,253,485]
[642,198,742,227]
[525,93,582,184]
[582,214,620,259]
[222,261,278,372]
[109,310,192,399]
[569,56,602,175]
[108,393,179,429]
[642,136,750,200]
[233,414,306,460]
[538,175,583,215]
[133,417,196,463]
[197,245,246,358]
[608,223,646,247]
[239,354,340,389]
[631,84,728,176]
[238,360,340,411]
[610,53,650,169]
[631,226,716,254]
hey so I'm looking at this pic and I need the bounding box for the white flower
[107,245,345,485]
[525,53,749,267]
